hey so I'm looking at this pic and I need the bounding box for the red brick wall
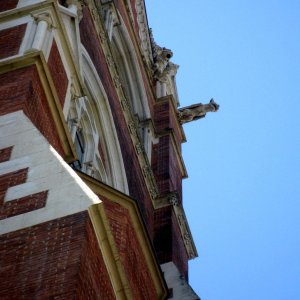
[0,0,18,13]
[80,7,154,237]
[76,218,116,300]
[103,199,157,300]
[154,206,172,263]
[0,212,116,299]
[154,98,183,145]
[0,212,87,299]
[154,206,188,278]
[0,168,28,201]
[0,24,26,59]
[0,66,65,157]
[48,40,68,108]
[169,141,183,200]
[152,98,184,201]
[152,132,187,275]
[0,168,48,220]
[152,136,170,195]
[0,190,47,220]
[0,146,13,163]
[152,135,182,199]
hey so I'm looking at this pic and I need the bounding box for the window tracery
[66,46,129,194]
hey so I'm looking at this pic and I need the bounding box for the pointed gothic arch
[68,45,129,194]
[110,15,156,160]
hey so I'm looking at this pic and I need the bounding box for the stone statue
[178,98,219,124]
[150,29,173,78]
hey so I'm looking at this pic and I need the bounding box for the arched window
[110,18,156,161]
[66,46,129,194]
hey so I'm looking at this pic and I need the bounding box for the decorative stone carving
[165,61,179,77]
[135,142,144,155]
[184,233,191,243]
[67,0,83,19]
[142,166,158,199]
[178,98,219,124]
[149,187,158,199]
[120,97,130,111]
[168,194,179,206]
[177,214,184,226]
[99,30,107,44]
[91,8,100,23]
[135,0,153,66]
[150,32,173,79]
[113,75,122,88]
[27,12,54,52]
[106,53,114,67]
[142,165,151,178]
[32,12,54,29]
[150,29,177,98]
[128,121,137,136]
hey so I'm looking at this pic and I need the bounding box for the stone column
[30,13,53,51]
[156,77,167,98]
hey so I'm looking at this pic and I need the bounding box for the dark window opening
[73,130,85,170]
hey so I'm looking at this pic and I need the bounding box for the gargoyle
[178,98,219,124]
[153,46,173,78]
[150,30,173,79]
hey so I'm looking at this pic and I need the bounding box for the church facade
[0,1,203,299]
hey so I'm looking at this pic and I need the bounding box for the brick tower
[0,0,202,299]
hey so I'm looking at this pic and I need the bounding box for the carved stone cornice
[134,0,153,68]
[168,193,179,206]
[149,29,173,79]
[32,12,55,29]
[173,205,198,259]
[135,142,144,155]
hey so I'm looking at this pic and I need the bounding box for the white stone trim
[134,0,153,66]
[161,262,200,300]
[17,0,47,8]
[0,111,100,235]
[81,46,129,194]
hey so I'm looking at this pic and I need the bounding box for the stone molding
[173,205,198,259]
[134,0,153,68]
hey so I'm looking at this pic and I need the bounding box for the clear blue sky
[146,1,300,299]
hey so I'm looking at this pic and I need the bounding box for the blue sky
[146,1,300,299]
